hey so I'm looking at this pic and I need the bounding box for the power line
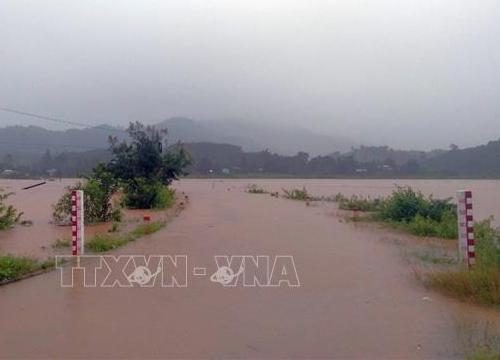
[0,106,127,134]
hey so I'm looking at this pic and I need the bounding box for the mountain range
[0,117,353,157]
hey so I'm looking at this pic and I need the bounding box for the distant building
[355,168,367,173]
[222,168,230,175]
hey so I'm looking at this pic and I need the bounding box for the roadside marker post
[71,190,85,256]
[457,190,475,268]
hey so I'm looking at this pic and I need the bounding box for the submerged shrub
[123,179,175,209]
[0,189,22,230]
[282,187,310,201]
[247,184,267,194]
[336,194,382,212]
[52,164,121,225]
[335,186,458,240]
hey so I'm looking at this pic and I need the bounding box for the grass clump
[335,193,382,212]
[424,218,500,306]
[392,210,458,239]
[86,233,131,252]
[86,220,166,253]
[282,187,310,201]
[246,184,267,194]
[131,221,166,237]
[0,255,54,282]
[470,348,500,360]
[52,238,71,248]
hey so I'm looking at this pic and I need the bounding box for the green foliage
[0,189,21,230]
[282,187,310,201]
[247,184,267,194]
[425,219,500,306]
[0,255,54,282]
[123,179,175,209]
[335,193,382,212]
[52,164,121,224]
[152,186,175,209]
[86,233,130,252]
[394,210,458,239]
[378,186,456,223]
[108,122,190,209]
[426,268,500,306]
[86,221,166,253]
[335,186,458,239]
[131,221,167,237]
[474,218,500,271]
[470,348,500,360]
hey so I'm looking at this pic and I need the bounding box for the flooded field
[1,178,500,258]
[1,178,499,358]
[204,178,500,225]
[0,179,171,258]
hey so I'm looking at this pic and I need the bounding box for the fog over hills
[157,118,354,155]
[0,117,354,156]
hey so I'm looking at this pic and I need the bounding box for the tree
[108,122,191,209]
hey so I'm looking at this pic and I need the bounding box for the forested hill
[424,139,500,177]
[181,141,500,178]
[0,123,500,178]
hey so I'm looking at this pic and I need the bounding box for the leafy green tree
[108,122,191,209]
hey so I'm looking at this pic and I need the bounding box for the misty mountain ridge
[156,117,354,155]
[0,117,354,156]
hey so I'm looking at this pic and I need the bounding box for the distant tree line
[2,138,500,178]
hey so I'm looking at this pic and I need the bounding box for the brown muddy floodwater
[0,179,165,258]
[0,179,499,358]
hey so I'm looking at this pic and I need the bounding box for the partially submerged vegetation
[52,121,190,224]
[335,193,382,212]
[52,164,121,225]
[86,220,166,253]
[282,187,311,201]
[335,186,458,239]
[0,255,54,283]
[0,189,22,230]
[424,218,500,307]
[52,238,71,249]
[0,121,190,285]
[246,184,267,194]
[108,122,190,209]
[335,187,500,307]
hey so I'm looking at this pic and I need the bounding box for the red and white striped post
[71,190,85,256]
[457,190,475,268]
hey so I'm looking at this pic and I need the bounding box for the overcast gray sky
[1,0,499,150]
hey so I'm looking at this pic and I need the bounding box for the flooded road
[0,179,499,358]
